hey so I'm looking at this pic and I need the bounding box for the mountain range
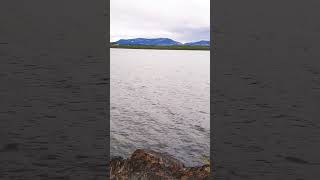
[113,38,210,46]
[184,40,210,46]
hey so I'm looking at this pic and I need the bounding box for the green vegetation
[200,155,210,173]
[110,44,210,50]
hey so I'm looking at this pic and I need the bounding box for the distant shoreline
[110,44,210,51]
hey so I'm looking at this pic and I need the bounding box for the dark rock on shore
[110,149,210,180]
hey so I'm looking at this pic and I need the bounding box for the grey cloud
[111,0,210,42]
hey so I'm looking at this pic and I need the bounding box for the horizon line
[110,38,210,43]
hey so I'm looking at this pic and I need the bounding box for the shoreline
[110,149,210,179]
[110,45,210,51]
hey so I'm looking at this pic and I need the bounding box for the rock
[110,149,210,180]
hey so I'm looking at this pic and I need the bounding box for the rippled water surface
[111,48,210,166]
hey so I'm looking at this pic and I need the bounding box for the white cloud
[110,0,210,43]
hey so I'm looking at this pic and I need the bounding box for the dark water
[110,48,210,166]
[0,0,108,179]
[0,51,108,179]
[213,0,320,179]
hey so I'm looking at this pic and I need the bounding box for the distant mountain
[115,38,182,46]
[184,40,210,46]
[113,38,210,47]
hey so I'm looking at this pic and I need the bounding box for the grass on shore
[110,44,210,51]
[201,155,210,173]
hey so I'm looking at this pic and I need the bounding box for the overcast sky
[110,0,210,43]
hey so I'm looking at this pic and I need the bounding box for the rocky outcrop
[110,149,210,180]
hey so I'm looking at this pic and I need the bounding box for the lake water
[110,48,210,166]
